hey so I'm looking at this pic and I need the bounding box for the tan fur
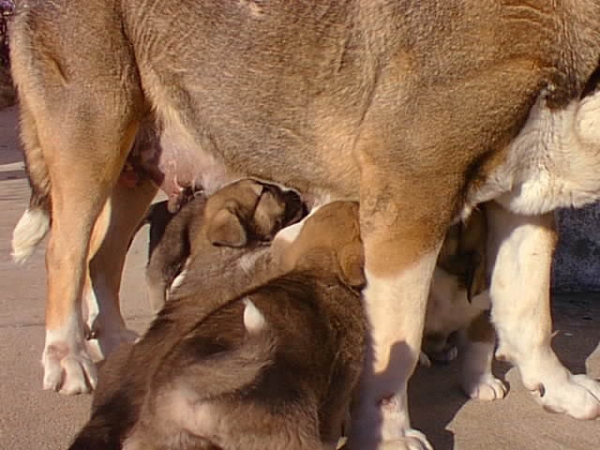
[10,1,600,446]
[69,200,367,450]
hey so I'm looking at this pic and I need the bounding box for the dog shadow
[368,293,600,450]
[408,356,512,450]
[550,292,600,375]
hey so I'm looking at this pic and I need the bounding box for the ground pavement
[0,105,598,449]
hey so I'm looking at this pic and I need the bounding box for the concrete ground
[0,104,598,449]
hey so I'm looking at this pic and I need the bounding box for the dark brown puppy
[68,201,366,450]
[144,179,304,313]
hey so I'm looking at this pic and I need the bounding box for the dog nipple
[242,298,267,333]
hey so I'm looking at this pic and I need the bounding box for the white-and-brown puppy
[68,200,367,450]
[421,209,506,402]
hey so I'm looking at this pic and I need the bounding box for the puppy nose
[283,191,306,225]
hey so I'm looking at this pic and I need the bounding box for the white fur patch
[242,298,266,333]
[465,91,600,216]
[170,267,189,292]
[349,253,438,449]
[42,317,97,394]
[11,208,50,263]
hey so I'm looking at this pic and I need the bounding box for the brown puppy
[68,201,366,450]
[421,209,506,401]
[144,179,304,313]
[277,203,505,403]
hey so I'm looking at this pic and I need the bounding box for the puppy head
[437,209,488,300]
[272,201,365,288]
[204,179,305,247]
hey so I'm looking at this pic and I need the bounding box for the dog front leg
[347,199,442,450]
[486,201,600,419]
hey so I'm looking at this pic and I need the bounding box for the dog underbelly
[130,113,361,211]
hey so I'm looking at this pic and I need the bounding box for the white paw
[347,431,433,450]
[377,430,434,450]
[462,374,507,401]
[42,342,97,394]
[529,372,600,420]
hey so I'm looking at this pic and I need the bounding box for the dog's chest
[465,91,600,217]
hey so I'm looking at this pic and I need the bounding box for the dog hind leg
[85,178,157,361]
[9,1,146,393]
[486,202,600,419]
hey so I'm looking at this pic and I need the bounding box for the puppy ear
[466,251,487,301]
[252,190,286,240]
[339,242,365,287]
[207,208,248,247]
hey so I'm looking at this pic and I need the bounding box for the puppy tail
[174,298,276,398]
[11,206,50,263]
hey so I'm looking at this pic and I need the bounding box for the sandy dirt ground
[0,104,598,449]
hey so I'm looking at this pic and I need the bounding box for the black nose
[283,190,307,226]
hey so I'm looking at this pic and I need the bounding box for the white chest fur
[466,90,600,216]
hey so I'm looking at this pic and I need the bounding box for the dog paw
[376,430,434,450]
[346,431,433,450]
[462,374,507,401]
[42,342,97,394]
[529,372,600,420]
[86,326,139,361]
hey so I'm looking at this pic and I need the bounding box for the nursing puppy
[421,209,506,401]
[144,179,305,312]
[147,193,503,403]
[69,200,366,450]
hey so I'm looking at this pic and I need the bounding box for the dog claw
[530,373,600,420]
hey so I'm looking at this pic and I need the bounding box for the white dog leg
[347,253,437,450]
[42,313,97,394]
[486,202,600,419]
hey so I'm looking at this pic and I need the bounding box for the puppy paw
[528,372,600,420]
[42,341,97,394]
[462,374,507,401]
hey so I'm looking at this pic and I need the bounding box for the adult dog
[9,1,600,449]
